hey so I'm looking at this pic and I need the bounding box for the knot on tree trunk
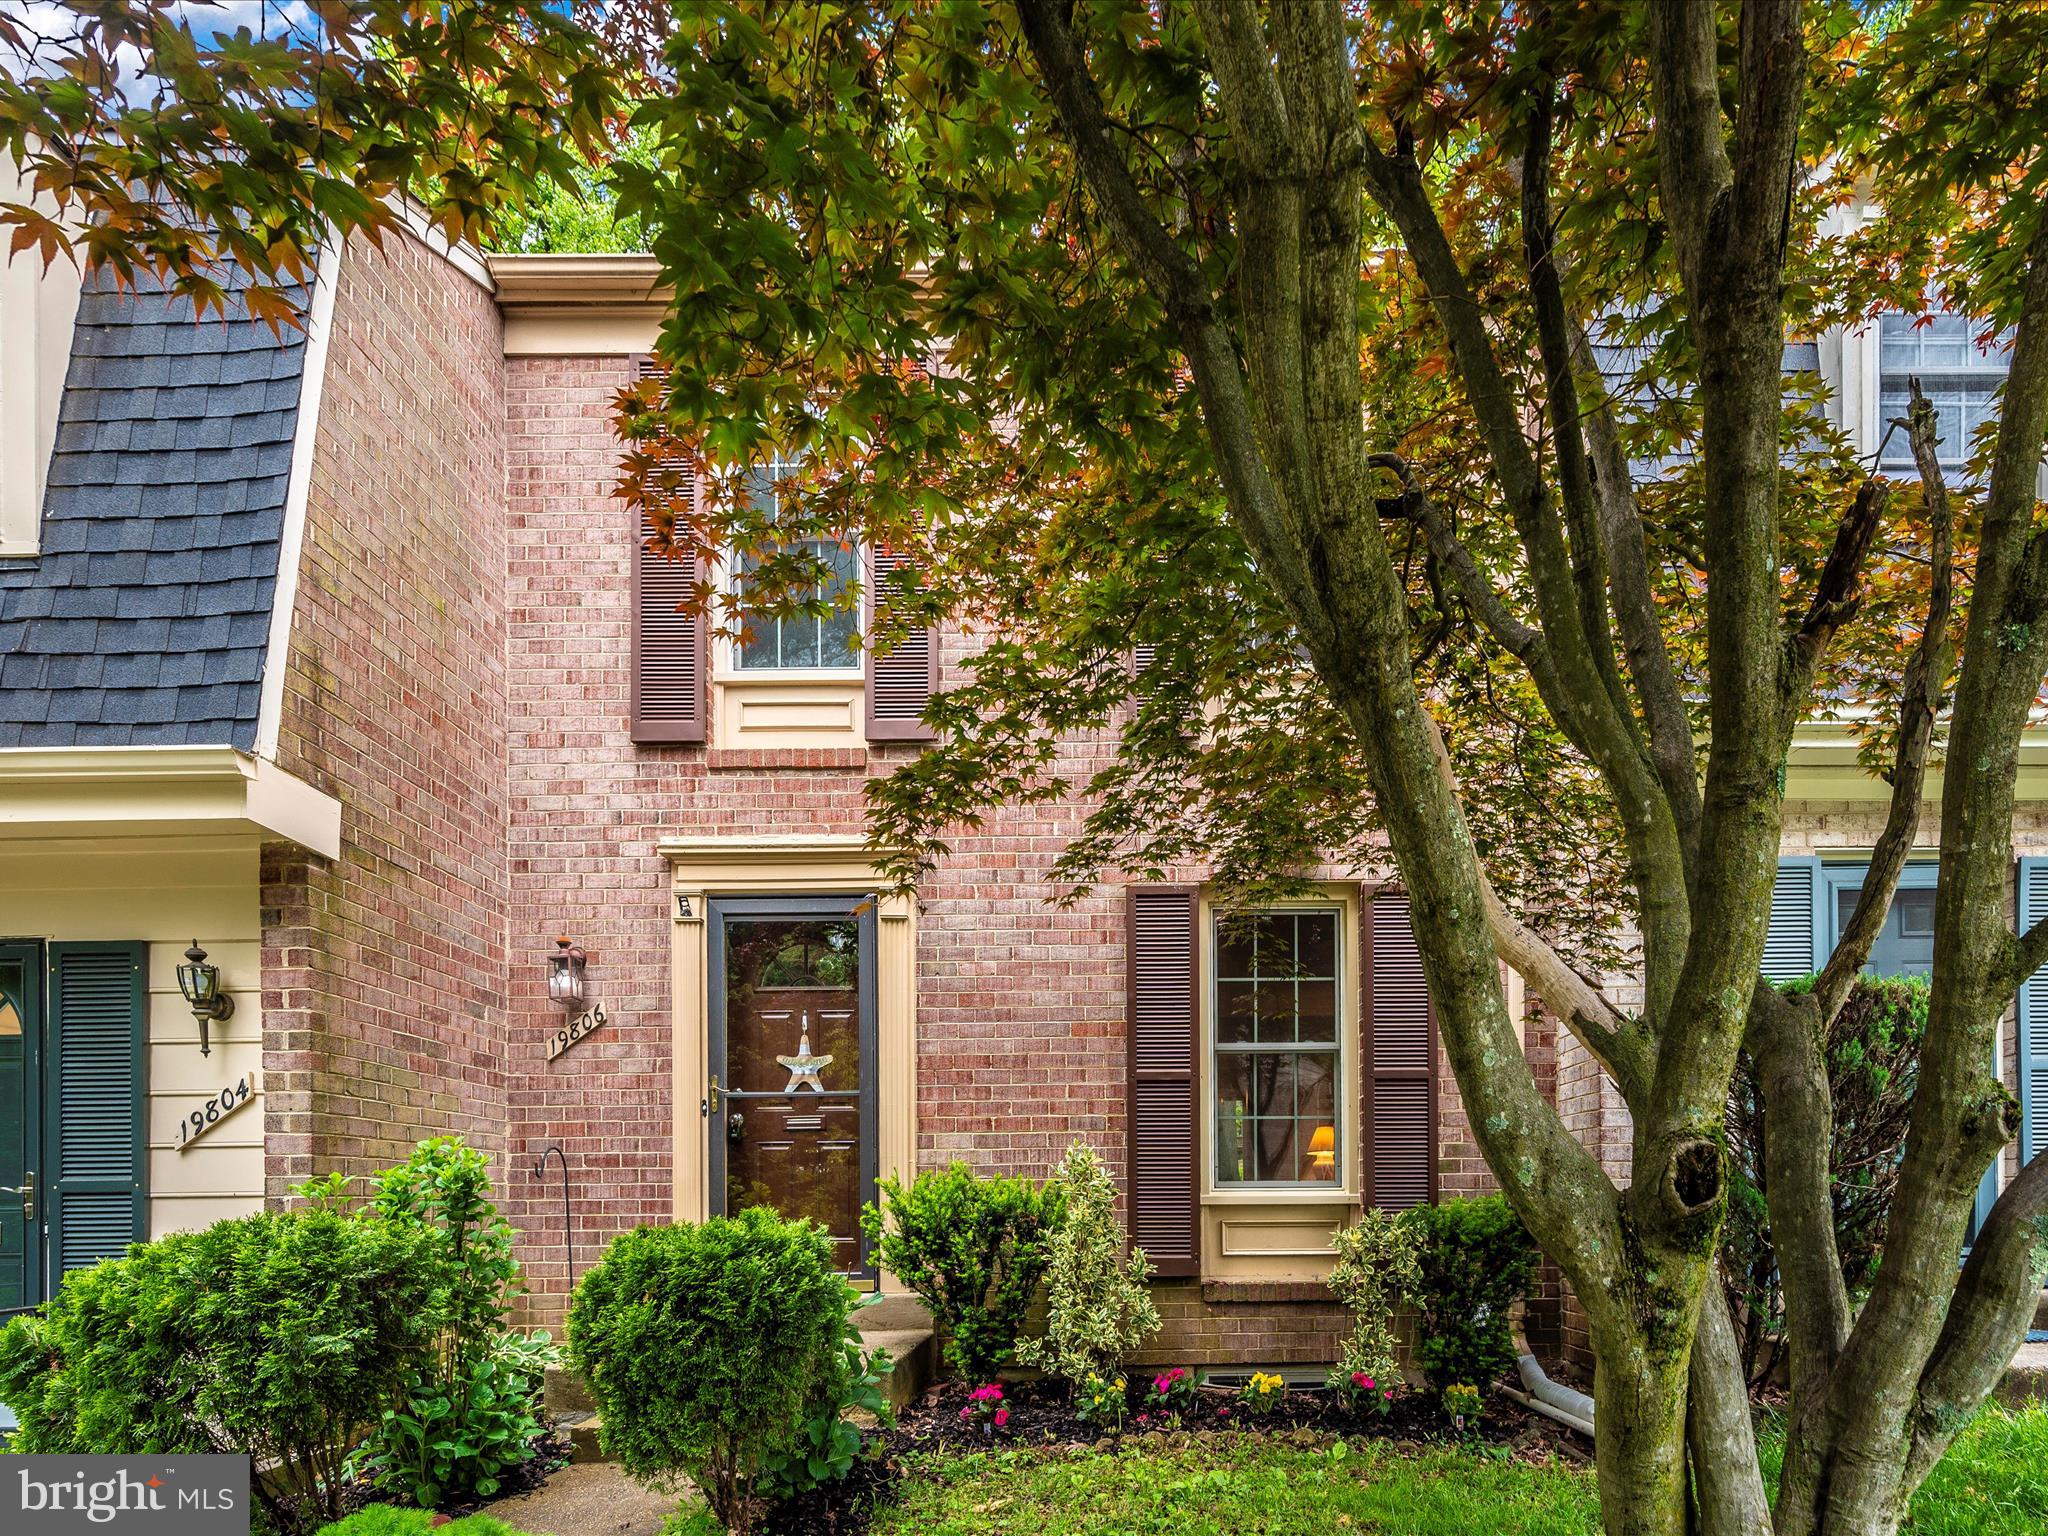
[1663,1137,1724,1219]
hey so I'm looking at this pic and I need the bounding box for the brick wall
[262,229,511,1198]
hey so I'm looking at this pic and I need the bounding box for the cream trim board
[255,238,340,763]
[0,158,82,559]
[0,746,341,857]
[487,254,667,356]
[667,840,915,1238]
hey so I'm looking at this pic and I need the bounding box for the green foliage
[315,1512,535,1536]
[868,1440,1602,1536]
[490,128,654,253]
[1397,1196,1539,1392]
[348,1329,557,1509]
[0,2,619,323]
[1013,1141,1158,1389]
[1724,976,1928,1385]
[758,1300,894,1502]
[1073,1371,1130,1431]
[1442,1382,1485,1435]
[1142,1366,1197,1420]
[1236,1372,1286,1417]
[1324,1211,1420,1399]
[0,1210,441,1533]
[858,1163,1062,1380]
[567,1211,852,1535]
[308,1138,554,1509]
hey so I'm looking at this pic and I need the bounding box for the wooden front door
[707,896,878,1276]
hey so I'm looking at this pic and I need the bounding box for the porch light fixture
[177,941,234,1057]
[548,938,589,1014]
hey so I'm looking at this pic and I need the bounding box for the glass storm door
[708,896,877,1276]
[0,943,43,1311]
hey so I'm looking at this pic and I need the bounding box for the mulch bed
[759,1376,1589,1536]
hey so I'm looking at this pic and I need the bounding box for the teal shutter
[2021,859,2048,1167]
[1763,857,1826,983]
[45,943,147,1276]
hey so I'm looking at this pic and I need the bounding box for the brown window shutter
[1364,885,1438,1210]
[630,356,707,744]
[1127,885,1200,1275]
[865,545,937,742]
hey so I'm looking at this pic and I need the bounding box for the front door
[0,942,43,1310]
[708,896,877,1276]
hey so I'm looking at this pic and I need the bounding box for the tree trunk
[1592,1327,1692,1536]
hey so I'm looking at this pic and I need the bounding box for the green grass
[865,1404,2048,1536]
[868,1438,1602,1536]
[313,1509,536,1536]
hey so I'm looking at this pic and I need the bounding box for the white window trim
[709,519,867,683]
[1199,893,1358,1205]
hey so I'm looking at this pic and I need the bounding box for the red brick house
[2,223,2043,1371]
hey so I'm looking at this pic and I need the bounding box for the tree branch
[1810,387,1953,1023]
[1567,328,1704,857]
[1782,477,1891,718]
[1904,1148,2048,1489]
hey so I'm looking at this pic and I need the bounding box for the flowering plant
[1329,1364,1399,1418]
[1143,1365,1198,1418]
[1075,1370,1128,1430]
[1442,1381,1483,1435]
[1237,1371,1286,1417]
[960,1382,1010,1434]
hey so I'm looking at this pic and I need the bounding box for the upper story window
[1877,313,2012,476]
[1212,908,1341,1187]
[729,461,862,673]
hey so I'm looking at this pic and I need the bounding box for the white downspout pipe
[1501,1317,1596,1436]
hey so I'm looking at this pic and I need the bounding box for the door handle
[704,1075,720,1117]
[0,1173,33,1221]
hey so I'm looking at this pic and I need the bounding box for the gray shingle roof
[0,268,309,748]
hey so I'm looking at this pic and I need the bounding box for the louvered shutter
[1365,888,1437,1211]
[1126,886,1199,1275]
[865,546,936,742]
[2020,859,2048,1167]
[1763,857,1826,982]
[630,356,707,744]
[46,943,146,1274]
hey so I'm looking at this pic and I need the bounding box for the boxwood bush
[0,1209,442,1532]
[567,1210,851,1535]
[859,1161,1062,1379]
[1398,1194,1537,1392]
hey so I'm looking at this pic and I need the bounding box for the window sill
[712,668,865,686]
[1201,1188,1355,1206]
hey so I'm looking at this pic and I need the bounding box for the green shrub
[758,1301,894,1502]
[1324,1209,1419,1398]
[567,1211,851,1535]
[0,1209,441,1533]
[1725,974,1927,1386]
[307,1139,556,1508]
[859,1162,1062,1380]
[1397,1195,1536,1392]
[1014,1141,1158,1390]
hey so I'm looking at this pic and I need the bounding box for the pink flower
[1382,1389,1393,1400]
[994,1408,1009,1427]
[1217,1407,1230,1418]
[959,1407,972,1421]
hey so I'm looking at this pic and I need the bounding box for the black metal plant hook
[532,1144,573,1291]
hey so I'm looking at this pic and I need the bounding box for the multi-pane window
[1828,865,1936,980]
[1877,313,2011,476]
[731,463,861,672]
[1213,909,1340,1186]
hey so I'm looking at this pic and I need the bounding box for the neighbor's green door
[0,942,42,1309]
[0,941,147,1309]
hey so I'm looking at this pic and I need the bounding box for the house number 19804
[177,1072,258,1151]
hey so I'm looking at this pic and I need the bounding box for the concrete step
[1997,1340,2048,1409]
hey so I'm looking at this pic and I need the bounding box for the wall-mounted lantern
[548,938,589,1014]
[177,941,235,1057]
